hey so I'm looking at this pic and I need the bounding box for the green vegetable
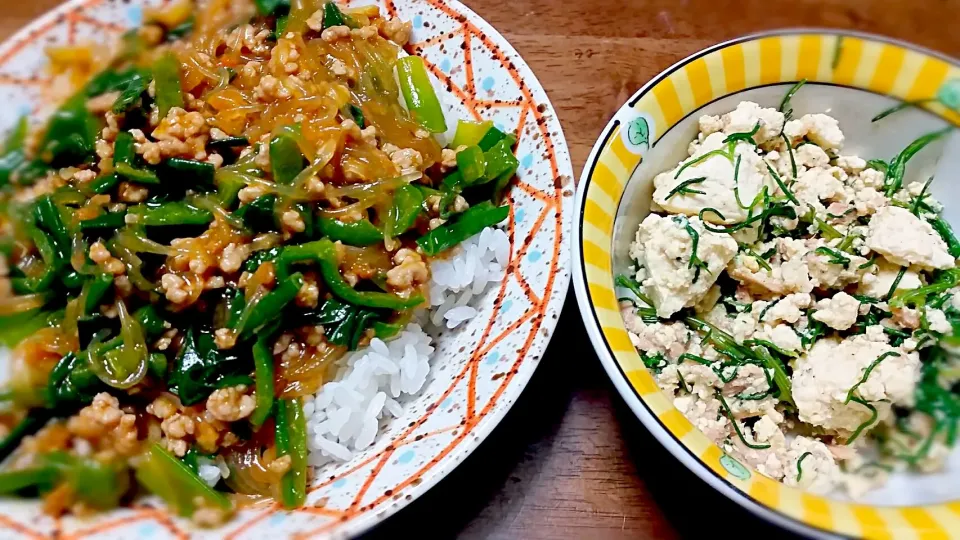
[0,116,29,187]
[89,173,120,195]
[134,443,232,518]
[396,56,447,133]
[132,201,213,226]
[250,336,275,428]
[417,202,508,256]
[796,451,813,481]
[12,228,58,294]
[765,164,799,205]
[485,138,520,201]
[778,79,806,120]
[814,246,850,266]
[253,0,289,15]
[477,125,508,151]
[84,273,114,313]
[0,310,53,348]
[38,94,98,167]
[322,1,348,28]
[167,17,195,41]
[385,184,423,239]
[845,351,901,404]
[716,391,770,449]
[615,274,657,323]
[169,327,253,406]
[270,128,306,184]
[665,177,706,199]
[317,217,381,246]
[846,397,878,445]
[274,399,307,508]
[884,128,951,197]
[930,217,960,258]
[47,352,106,410]
[79,211,127,233]
[237,272,305,339]
[153,52,185,118]
[455,145,485,184]
[872,99,932,123]
[34,196,71,265]
[674,216,709,283]
[451,120,493,148]
[347,104,365,128]
[309,297,385,350]
[722,123,760,145]
[114,131,160,184]
[236,194,279,232]
[0,452,127,509]
[281,239,424,310]
[752,345,793,405]
[890,268,960,308]
[111,70,151,114]
[208,136,249,152]
[158,158,216,188]
[0,412,49,462]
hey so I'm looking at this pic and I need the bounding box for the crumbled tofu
[652,133,769,224]
[792,335,920,434]
[781,436,842,494]
[719,101,786,145]
[783,113,844,150]
[813,292,860,330]
[866,206,954,270]
[621,303,694,360]
[792,167,846,210]
[927,308,953,334]
[856,259,922,299]
[674,393,729,443]
[632,214,738,317]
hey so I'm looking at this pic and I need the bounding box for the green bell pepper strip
[417,202,509,256]
[250,336,275,428]
[84,273,114,314]
[274,398,307,508]
[79,211,127,232]
[235,194,279,232]
[0,116,29,187]
[224,288,246,328]
[134,443,232,518]
[396,56,447,133]
[148,352,168,380]
[322,1,356,29]
[11,228,58,294]
[0,411,50,462]
[34,196,71,263]
[451,120,493,149]
[237,272,305,339]
[280,239,424,310]
[89,173,120,195]
[456,145,485,184]
[385,184,423,238]
[0,309,53,349]
[253,0,289,15]
[41,452,128,509]
[132,201,213,226]
[114,132,160,184]
[158,158,216,187]
[111,70,150,114]
[483,138,519,182]
[153,52,185,119]
[115,162,160,185]
[38,94,98,167]
[348,104,365,128]
[270,128,306,185]
[318,217,383,246]
[208,136,249,152]
[0,466,59,494]
[477,126,509,152]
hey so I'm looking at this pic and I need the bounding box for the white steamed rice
[304,226,509,467]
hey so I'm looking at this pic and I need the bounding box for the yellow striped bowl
[573,31,960,538]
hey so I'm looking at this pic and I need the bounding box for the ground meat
[89,241,126,275]
[66,393,139,456]
[386,248,429,290]
[380,18,412,46]
[206,385,256,422]
[321,25,351,42]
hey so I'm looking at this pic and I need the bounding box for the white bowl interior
[613,82,960,506]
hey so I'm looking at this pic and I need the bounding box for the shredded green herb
[780,133,798,179]
[814,246,850,266]
[765,163,799,205]
[886,267,908,301]
[675,216,710,283]
[872,99,932,123]
[778,79,806,120]
[845,351,901,404]
[665,176,707,199]
[723,123,761,145]
[744,248,772,271]
[674,145,735,179]
[796,451,813,481]
[846,396,879,445]
[910,176,934,215]
[883,127,951,197]
[717,391,771,450]
[858,255,878,270]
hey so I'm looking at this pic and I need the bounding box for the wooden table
[4,1,960,538]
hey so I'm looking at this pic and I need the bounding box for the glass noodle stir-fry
[619,82,960,497]
[0,0,517,524]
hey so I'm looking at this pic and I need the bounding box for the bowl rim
[573,28,960,539]
[0,0,574,537]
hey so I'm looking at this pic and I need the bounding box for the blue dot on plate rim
[441,396,453,409]
[520,153,533,170]
[440,57,452,74]
[527,250,542,262]
[398,450,416,464]
[333,478,348,488]
[501,299,513,312]
[485,351,501,365]
[514,208,525,222]
[126,5,143,25]
[413,15,423,28]
[481,76,495,91]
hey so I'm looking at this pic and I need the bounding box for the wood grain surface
[3,1,960,538]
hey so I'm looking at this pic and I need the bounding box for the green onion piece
[385,184,423,239]
[396,56,447,133]
[765,163,799,205]
[322,1,348,28]
[270,127,307,185]
[814,246,850,266]
[153,52,185,118]
[752,345,793,405]
[884,127,951,197]
[477,125,508,151]
[722,122,761,145]
[930,217,960,258]
[886,267,908,302]
[318,217,382,246]
[132,201,213,226]
[796,451,813,481]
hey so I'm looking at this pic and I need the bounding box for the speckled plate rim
[573,29,960,539]
[0,0,574,538]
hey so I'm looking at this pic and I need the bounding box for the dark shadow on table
[362,290,799,539]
